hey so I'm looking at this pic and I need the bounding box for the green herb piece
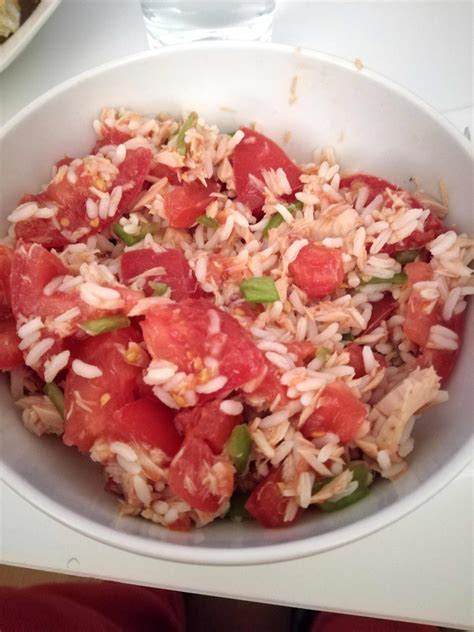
[363,273,407,285]
[227,492,251,522]
[240,277,280,304]
[43,382,65,418]
[341,333,355,342]
[113,223,155,247]
[197,215,219,229]
[263,201,303,237]
[149,281,169,297]
[226,424,252,475]
[318,464,371,513]
[394,250,420,264]
[79,315,130,336]
[177,112,198,156]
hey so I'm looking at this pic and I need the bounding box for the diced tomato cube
[141,299,266,400]
[233,128,302,213]
[10,242,69,318]
[302,380,366,443]
[245,467,302,528]
[174,399,241,454]
[168,436,234,513]
[0,317,23,371]
[163,180,220,228]
[120,248,203,301]
[63,327,142,452]
[110,398,181,457]
[14,148,152,248]
[289,243,344,299]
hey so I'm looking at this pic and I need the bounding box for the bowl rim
[1,40,473,566]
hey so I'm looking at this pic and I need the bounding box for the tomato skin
[245,467,302,528]
[233,128,302,213]
[141,299,266,399]
[110,398,181,457]
[163,180,220,228]
[168,436,234,513]
[0,246,14,315]
[0,317,23,371]
[120,248,204,301]
[174,399,241,454]
[14,148,152,247]
[302,380,366,443]
[289,244,344,299]
[365,294,397,334]
[63,327,142,452]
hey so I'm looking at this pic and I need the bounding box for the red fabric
[312,612,439,632]
[0,581,185,632]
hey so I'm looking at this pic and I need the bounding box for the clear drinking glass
[141,1,277,48]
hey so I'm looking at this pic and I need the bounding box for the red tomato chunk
[120,248,203,301]
[302,380,366,444]
[141,298,266,399]
[289,243,344,299]
[168,436,234,513]
[245,467,302,528]
[63,327,142,452]
[174,399,241,454]
[110,398,181,457]
[163,180,220,228]
[233,128,302,213]
[14,148,152,248]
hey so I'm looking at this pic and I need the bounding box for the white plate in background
[0,0,61,73]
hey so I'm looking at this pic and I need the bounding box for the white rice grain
[428,230,457,256]
[44,350,70,383]
[110,441,138,462]
[195,375,228,394]
[219,400,243,416]
[133,475,152,506]
[17,317,43,339]
[72,359,103,378]
[25,338,55,367]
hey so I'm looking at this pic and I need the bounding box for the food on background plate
[1,108,472,531]
[0,0,40,42]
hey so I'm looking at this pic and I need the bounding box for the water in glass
[141,1,276,48]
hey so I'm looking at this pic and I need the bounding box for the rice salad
[1,109,472,531]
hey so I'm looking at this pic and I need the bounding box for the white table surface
[0,1,473,628]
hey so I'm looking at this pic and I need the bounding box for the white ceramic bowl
[0,0,61,73]
[1,42,472,565]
